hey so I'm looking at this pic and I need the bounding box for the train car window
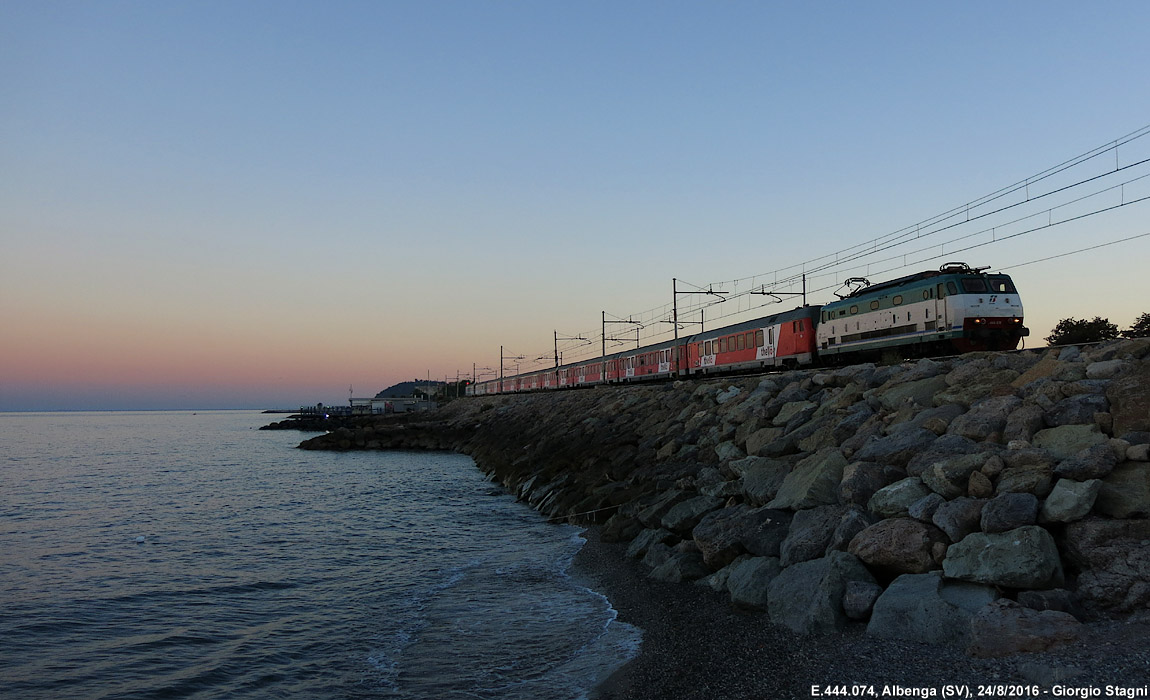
[850,305,858,314]
[961,278,989,293]
[947,282,958,295]
[705,340,712,355]
[988,276,1017,293]
[839,309,847,317]
[737,334,745,351]
[720,338,727,353]
[893,295,903,305]
[756,330,764,347]
[870,300,880,310]
[821,311,827,322]
[923,289,931,300]
[937,283,946,298]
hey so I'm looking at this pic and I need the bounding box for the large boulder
[1108,366,1150,436]
[875,375,950,411]
[1032,425,1109,460]
[867,571,998,646]
[692,505,790,570]
[767,551,876,634]
[980,492,1039,533]
[942,526,1063,589]
[780,504,848,567]
[932,497,987,543]
[738,457,795,505]
[966,600,1081,658]
[1095,462,1150,518]
[626,528,676,560]
[947,396,1022,442]
[1062,518,1150,612]
[838,461,904,507]
[1044,393,1110,427]
[1054,443,1119,481]
[854,428,939,468]
[1039,478,1101,523]
[868,477,933,518]
[767,448,848,510]
[921,453,986,499]
[649,551,711,583]
[726,556,783,610]
[662,495,724,534]
[848,518,945,575]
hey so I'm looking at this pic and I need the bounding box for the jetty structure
[294,337,1150,658]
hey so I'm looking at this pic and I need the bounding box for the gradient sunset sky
[3,1,1150,410]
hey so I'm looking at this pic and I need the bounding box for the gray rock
[780,504,848,567]
[626,528,676,559]
[843,580,883,620]
[868,477,933,518]
[649,551,711,582]
[692,504,789,569]
[1044,393,1110,427]
[715,385,742,405]
[1095,462,1150,518]
[727,556,783,610]
[637,489,692,527]
[907,493,946,522]
[995,464,1055,499]
[642,542,674,569]
[875,375,951,411]
[906,434,990,477]
[1054,443,1118,480]
[826,507,877,553]
[931,497,987,543]
[767,551,876,634]
[1003,404,1047,443]
[887,404,966,435]
[854,428,939,468]
[867,571,997,646]
[767,447,848,510]
[1108,365,1150,436]
[848,518,944,575]
[741,459,795,506]
[967,599,1081,658]
[1062,518,1150,612]
[713,440,746,463]
[942,525,1063,589]
[1032,424,1109,460]
[980,492,1039,533]
[947,395,1022,442]
[745,427,786,457]
[921,453,985,499]
[1039,478,1101,523]
[662,495,724,534]
[1087,359,1127,380]
[838,461,903,507]
[934,369,1020,407]
[773,400,817,427]
[1128,443,1150,461]
[739,507,794,558]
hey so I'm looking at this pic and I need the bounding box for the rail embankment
[296,338,1150,657]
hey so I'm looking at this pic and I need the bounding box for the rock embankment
[296,338,1150,657]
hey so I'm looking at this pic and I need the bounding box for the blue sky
[2,1,1149,409]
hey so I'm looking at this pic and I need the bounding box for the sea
[0,410,641,699]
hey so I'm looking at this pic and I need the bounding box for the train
[466,262,1028,396]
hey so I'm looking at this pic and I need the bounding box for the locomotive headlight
[972,318,984,324]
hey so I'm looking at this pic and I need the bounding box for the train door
[935,282,949,333]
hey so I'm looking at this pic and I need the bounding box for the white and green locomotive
[816,262,1028,360]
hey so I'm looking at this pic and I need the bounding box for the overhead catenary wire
[494,124,1150,374]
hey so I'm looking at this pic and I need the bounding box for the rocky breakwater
[297,338,1150,658]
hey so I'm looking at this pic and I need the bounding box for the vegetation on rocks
[294,337,1150,658]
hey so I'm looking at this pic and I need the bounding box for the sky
[3,1,1150,411]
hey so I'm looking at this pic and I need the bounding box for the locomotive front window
[947,282,958,295]
[961,278,989,293]
[988,276,1017,293]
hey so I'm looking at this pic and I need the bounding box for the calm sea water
[0,410,640,699]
